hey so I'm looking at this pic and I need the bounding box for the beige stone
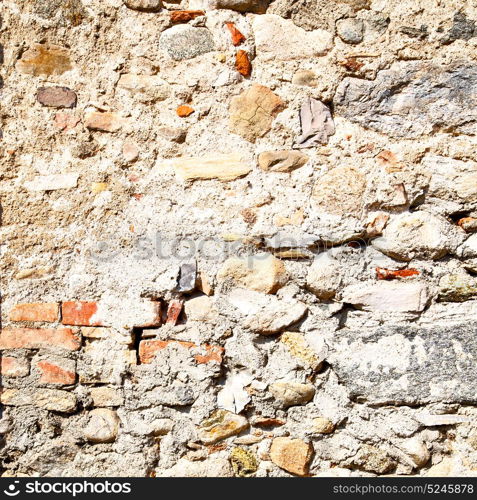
[258,151,309,173]
[270,381,315,408]
[35,389,77,413]
[123,0,162,10]
[311,166,366,217]
[117,74,170,101]
[306,252,342,300]
[292,69,319,87]
[217,254,287,294]
[400,438,430,468]
[280,332,321,369]
[229,84,285,143]
[342,281,430,312]
[84,409,120,443]
[198,410,249,444]
[17,44,72,76]
[90,387,124,407]
[170,154,252,181]
[24,174,79,192]
[184,295,218,322]
[84,112,125,132]
[345,445,395,474]
[313,417,335,434]
[270,437,314,476]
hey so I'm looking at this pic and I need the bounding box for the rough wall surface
[2,0,477,477]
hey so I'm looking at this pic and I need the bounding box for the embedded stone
[160,25,214,61]
[37,87,77,108]
[84,409,120,443]
[198,410,249,444]
[170,154,251,181]
[269,382,315,408]
[258,150,308,173]
[17,44,72,76]
[123,0,162,11]
[270,437,313,476]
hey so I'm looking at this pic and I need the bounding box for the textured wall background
[2,0,477,477]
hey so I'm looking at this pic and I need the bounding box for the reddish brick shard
[166,300,184,325]
[235,50,252,77]
[0,328,80,351]
[62,301,101,326]
[9,303,59,323]
[176,105,194,118]
[226,22,246,46]
[170,10,205,23]
[37,361,76,385]
[376,267,420,280]
[139,339,223,365]
[1,357,29,377]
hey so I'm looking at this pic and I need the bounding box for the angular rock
[37,87,77,108]
[270,437,313,476]
[342,281,429,312]
[84,112,125,132]
[123,0,162,11]
[311,166,366,217]
[372,212,459,261]
[306,252,342,300]
[415,414,470,427]
[344,445,395,474]
[227,288,307,335]
[235,50,252,77]
[160,25,214,61]
[17,44,72,76]
[177,261,197,292]
[217,253,287,294]
[252,14,333,61]
[84,409,120,443]
[329,323,477,404]
[226,22,246,46]
[207,0,270,13]
[295,98,335,147]
[198,410,249,444]
[336,18,364,44]
[258,150,308,173]
[171,10,205,23]
[438,273,477,302]
[229,84,285,143]
[280,332,322,370]
[270,381,315,408]
[184,296,217,322]
[335,62,477,138]
[90,387,124,407]
[313,417,335,434]
[170,153,252,181]
[34,389,77,413]
[24,174,79,192]
[230,447,258,477]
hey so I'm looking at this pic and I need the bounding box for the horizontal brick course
[37,360,76,385]
[0,328,81,351]
[9,303,59,323]
[62,301,101,326]
[1,356,30,377]
[139,339,224,365]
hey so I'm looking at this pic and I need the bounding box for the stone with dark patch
[37,87,77,108]
[334,62,477,138]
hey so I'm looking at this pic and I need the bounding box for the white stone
[25,174,79,191]
[306,252,342,300]
[252,15,333,61]
[341,281,430,312]
[169,154,252,181]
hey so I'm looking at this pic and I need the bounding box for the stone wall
[2,0,477,477]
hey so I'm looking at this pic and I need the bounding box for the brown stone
[270,437,313,476]
[170,10,205,23]
[37,87,77,108]
[226,22,246,46]
[198,410,249,444]
[235,50,252,77]
[229,84,285,143]
[258,150,309,173]
[176,105,195,117]
[84,112,125,132]
[17,44,72,76]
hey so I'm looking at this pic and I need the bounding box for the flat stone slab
[328,322,477,405]
[334,62,477,138]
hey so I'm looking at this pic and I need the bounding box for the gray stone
[336,18,364,44]
[334,62,477,138]
[446,12,476,43]
[177,260,197,292]
[160,25,214,61]
[123,0,162,11]
[84,409,120,443]
[37,87,77,108]
[295,97,335,147]
[329,323,477,405]
[209,0,270,13]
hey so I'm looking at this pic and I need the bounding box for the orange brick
[226,22,246,46]
[170,10,205,23]
[1,356,29,377]
[62,301,101,326]
[235,50,252,77]
[166,300,183,325]
[0,328,80,351]
[9,303,59,323]
[176,105,194,118]
[37,360,76,385]
[139,339,223,365]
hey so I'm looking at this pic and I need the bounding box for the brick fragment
[0,328,80,351]
[376,267,420,280]
[235,50,252,77]
[62,301,101,326]
[170,10,205,23]
[37,360,76,385]
[9,303,59,323]
[176,105,194,117]
[1,357,29,377]
[226,22,246,46]
[166,300,183,325]
[138,339,223,365]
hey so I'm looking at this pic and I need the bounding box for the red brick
[37,360,76,385]
[235,50,252,77]
[62,301,101,326]
[139,339,223,365]
[1,356,29,377]
[170,10,205,23]
[166,300,183,325]
[0,328,80,351]
[9,303,59,323]
[226,22,246,46]
[376,267,420,280]
[176,105,194,118]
